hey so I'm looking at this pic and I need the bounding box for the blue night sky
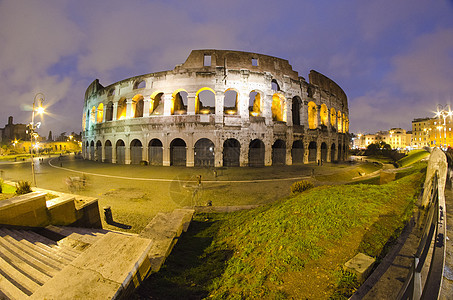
[0,0,452,136]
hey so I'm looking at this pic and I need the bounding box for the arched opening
[342,114,346,133]
[117,98,127,120]
[320,104,329,126]
[105,102,113,121]
[130,139,143,164]
[196,88,215,114]
[90,107,96,126]
[170,138,186,166]
[150,92,164,115]
[96,140,102,162]
[308,141,317,162]
[271,79,280,91]
[116,140,125,164]
[148,139,163,166]
[133,94,144,118]
[82,112,87,131]
[223,138,240,167]
[108,89,115,96]
[272,139,286,165]
[330,108,336,129]
[172,90,188,115]
[224,89,238,115]
[249,139,265,167]
[321,142,327,162]
[337,111,343,133]
[104,140,112,163]
[249,91,262,117]
[338,143,343,161]
[292,97,302,126]
[194,138,215,167]
[134,80,146,89]
[308,102,317,129]
[272,93,286,122]
[330,143,336,162]
[96,103,104,123]
[291,140,304,164]
[90,141,95,160]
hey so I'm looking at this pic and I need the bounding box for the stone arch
[271,79,280,91]
[96,140,102,162]
[90,140,95,160]
[172,89,188,115]
[224,89,239,115]
[249,90,262,117]
[117,98,127,120]
[132,94,144,118]
[308,141,317,162]
[148,139,163,166]
[249,139,265,167]
[105,102,113,121]
[90,106,96,125]
[194,138,215,167]
[330,108,336,130]
[292,96,302,126]
[223,138,240,167]
[150,92,164,115]
[272,93,286,122]
[291,140,304,164]
[272,139,286,165]
[116,140,125,164]
[108,88,115,96]
[130,139,143,164]
[196,87,216,114]
[96,103,104,123]
[330,143,336,162]
[170,138,187,166]
[308,101,317,129]
[337,111,343,133]
[134,80,146,89]
[105,140,112,163]
[320,104,329,126]
[321,142,327,162]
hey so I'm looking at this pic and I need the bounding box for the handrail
[397,171,447,299]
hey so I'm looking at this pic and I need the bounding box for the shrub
[15,180,32,195]
[290,180,314,194]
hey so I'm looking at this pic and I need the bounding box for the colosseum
[82,49,349,167]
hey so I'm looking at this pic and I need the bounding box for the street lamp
[29,93,45,187]
[435,104,452,149]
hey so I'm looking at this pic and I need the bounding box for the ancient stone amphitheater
[82,49,349,167]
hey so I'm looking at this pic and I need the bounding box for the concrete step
[0,255,40,295]
[0,229,66,269]
[45,225,109,245]
[18,229,81,259]
[0,270,29,300]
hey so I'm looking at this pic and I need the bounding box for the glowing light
[200,109,210,114]
[250,112,259,117]
[226,110,236,115]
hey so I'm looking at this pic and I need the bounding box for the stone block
[0,192,49,227]
[46,195,77,226]
[344,253,376,282]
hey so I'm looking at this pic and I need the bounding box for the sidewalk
[441,185,453,299]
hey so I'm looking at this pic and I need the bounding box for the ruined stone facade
[82,50,349,167]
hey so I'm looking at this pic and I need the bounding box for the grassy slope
[135,170,424,299]
[396,150,429,167]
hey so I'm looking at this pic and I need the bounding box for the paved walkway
[441,184,453,299]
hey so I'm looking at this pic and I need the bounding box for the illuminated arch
[271,93,286,122]
[96,103,104,123]
[308,101,317,129]
[90,106,96,125]
[82,112,86,131]
[117,98,127,120]
[337,111,343,133]
[330,108,336,129]
[150,91,164,115]
[249,90,263,117]
[196,87,216,114]
[224,88,239,115]
[172,89,188,115]
[342,113,346,133]
[320,104,328,126]
[194,138,215,166]
[132,94,144,118]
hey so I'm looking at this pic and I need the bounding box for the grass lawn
[134,169,424,299]
[396,150,429,167]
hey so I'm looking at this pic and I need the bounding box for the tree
[48,130,53,141]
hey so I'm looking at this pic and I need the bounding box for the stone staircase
[0,208,195,299]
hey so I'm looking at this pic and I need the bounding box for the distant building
[411,117,431,149]
[0,116,28,145]
[353,128,411,150]
[411,116,453,149]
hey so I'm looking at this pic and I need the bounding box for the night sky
[0,0,452,137]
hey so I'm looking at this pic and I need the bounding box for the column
[163,94,173,116]
[303,142,309,164]
[286,143,292,165]
[143,145,148,164]
[125,140,131,164]
[214,143,223,167]
[187,92,196,115]
[126,99,133,119]
[240,93,250,122]
[112,144,117,164]
[286,97,293,126]
[101,143,106,162]
[143,99,151,117]
[215,91,223,124]
[112,102,118,121]
[264,141,272,166]
[327,143,331,163]
[240,141,248,167]
[264,94,273,126]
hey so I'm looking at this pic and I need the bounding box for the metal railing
[397,172,447,299]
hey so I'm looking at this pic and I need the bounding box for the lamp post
[435,104,452,149]
[30,93,45,187]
